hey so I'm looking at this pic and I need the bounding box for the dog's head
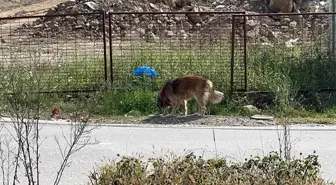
[157,80,173,114]
[157,95,170,114]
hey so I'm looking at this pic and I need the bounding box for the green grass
[2,40,336,121]
[97,40,336,119]
[0,57,106,92]
[247,43,335,92]
[94,90,248,116]
[111,42,231,91]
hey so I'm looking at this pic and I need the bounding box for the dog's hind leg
[195,96,206,116]
[195,97,202,116]
[171,103,180,116]
[198,104,207,116]
[196,93,209,116]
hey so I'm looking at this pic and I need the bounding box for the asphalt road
[1,118,336,185]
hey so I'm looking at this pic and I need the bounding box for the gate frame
[233,11,336,94]
[0,11,108,94]
[107,11,246,89]
[5,11,336,94]
[230,13,247,93]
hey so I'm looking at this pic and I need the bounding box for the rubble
[14,0,330,43]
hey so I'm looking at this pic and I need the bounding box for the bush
[88,151,327,185]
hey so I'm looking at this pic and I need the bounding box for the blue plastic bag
[132,66,158,79]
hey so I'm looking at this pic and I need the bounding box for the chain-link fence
[109,11,244,92]
[0,12,107,93]
[1,11,335,94]
[233,12,333,92]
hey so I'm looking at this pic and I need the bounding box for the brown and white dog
[157,75,224,116]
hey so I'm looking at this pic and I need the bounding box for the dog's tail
[206,80,224,104]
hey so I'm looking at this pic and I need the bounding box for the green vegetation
[1,41,335,185]
[0,57,105,92]
[111,42,231,91]
[96,40,336,120]
[1,40,336,121]
[88,151,329,185]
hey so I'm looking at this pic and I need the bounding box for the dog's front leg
[197,103,206,116]
[183,100,188,116]
[201,106,207,116]
[197,103,202,116]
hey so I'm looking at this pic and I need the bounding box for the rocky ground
[46,108,335,126]
[9,0,329,44]
[51,114,277,126]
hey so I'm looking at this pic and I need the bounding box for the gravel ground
[140,115,276,126]
[83,114,278,127]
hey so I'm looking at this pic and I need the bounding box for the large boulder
[158,0,192,8]
[269,0,295,13]
[162,0,176,8]
[175,0,191,8]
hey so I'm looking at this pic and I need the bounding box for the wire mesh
[0,13,107,93]
[109,11,243,92]
[239,13,332,91]
[231,15,246,92]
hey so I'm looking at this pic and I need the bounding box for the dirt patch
[0,0,43,12]
[0,0,69,35]
[0,0,68,17]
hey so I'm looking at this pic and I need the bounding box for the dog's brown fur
[157,75,224,116]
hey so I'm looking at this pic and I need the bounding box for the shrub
[88,151,327,185]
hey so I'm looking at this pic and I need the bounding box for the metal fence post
[330,0,336,61]
[243,13,247,92]
[102,11,108,83]
[230,14,236,93]
[108,12,113,85]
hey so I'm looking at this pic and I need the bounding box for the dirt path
[0,0,67,31]
[0,0,67,18]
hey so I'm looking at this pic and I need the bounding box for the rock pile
[16,0,235,41]
[15,0,330,43]
[17,0,109,38]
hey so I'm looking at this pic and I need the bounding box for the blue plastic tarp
[132,66,158,79]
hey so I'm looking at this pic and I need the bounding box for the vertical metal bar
[330,0,336,60]
[102,11,108,82]
[243,13,247,92]
[230,15,236,93]
[109,12,113,85]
